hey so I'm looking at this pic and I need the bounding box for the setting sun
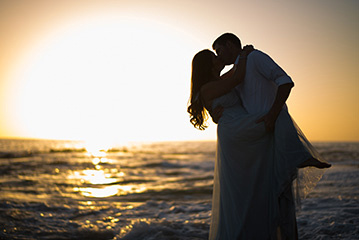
[5,15,202,143]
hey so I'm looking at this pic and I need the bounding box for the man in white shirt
[211,33,294,132]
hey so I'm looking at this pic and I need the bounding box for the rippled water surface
[0,139,358,239]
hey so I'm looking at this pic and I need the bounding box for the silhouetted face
[212,54,225,76]
[213,43,234,65]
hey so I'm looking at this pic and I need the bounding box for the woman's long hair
[187,49,215,130]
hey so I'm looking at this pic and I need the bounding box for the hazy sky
[0,0,358,144]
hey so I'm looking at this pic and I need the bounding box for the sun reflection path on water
[68,147,148,198]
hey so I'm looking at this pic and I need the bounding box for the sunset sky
[0,0,358,144]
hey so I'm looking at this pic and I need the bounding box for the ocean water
[0,139,358,240]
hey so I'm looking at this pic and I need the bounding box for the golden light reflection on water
[75,185,119,198]
[74,184,148,198]
[74,169,119,185]
[86,151,107,159]
[68,152,148,198]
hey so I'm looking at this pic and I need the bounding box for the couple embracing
[187,33,330,240]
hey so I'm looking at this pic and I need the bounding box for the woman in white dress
[187,49,330,239]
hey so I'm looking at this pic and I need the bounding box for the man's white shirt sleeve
[253,50,293,86]
[236,50,293,113]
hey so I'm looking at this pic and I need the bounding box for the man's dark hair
[212,33,241,50]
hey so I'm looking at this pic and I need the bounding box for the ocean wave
[0,147,130,159]
[105,179,155,185]
[0,151,33,159]
[130,187,213,199]
[118,219,209,240]
[0,148,86,159]
[320,150,359,163]
[49,148,87,153]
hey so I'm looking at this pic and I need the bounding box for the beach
[0,139,358,239]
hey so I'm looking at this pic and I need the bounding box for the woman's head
[191,50,215,92]
[191,50,224,93]
[188,49,222,130]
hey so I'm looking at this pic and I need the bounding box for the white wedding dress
[209,90,326,240]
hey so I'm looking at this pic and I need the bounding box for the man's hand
[241,45,255,57]
[210,106,224,124]
[255,110,279,132]
[256,83,293,132]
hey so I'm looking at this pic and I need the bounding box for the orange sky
[0,0,358,143]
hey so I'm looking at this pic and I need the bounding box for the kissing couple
[188,33,331,240]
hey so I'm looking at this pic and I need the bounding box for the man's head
[212,33,242,65]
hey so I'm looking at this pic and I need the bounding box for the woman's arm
[200,56,247,106]
[200,46,254,106]
[220,67,235,80]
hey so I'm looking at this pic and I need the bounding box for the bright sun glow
[8,15,206,143]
